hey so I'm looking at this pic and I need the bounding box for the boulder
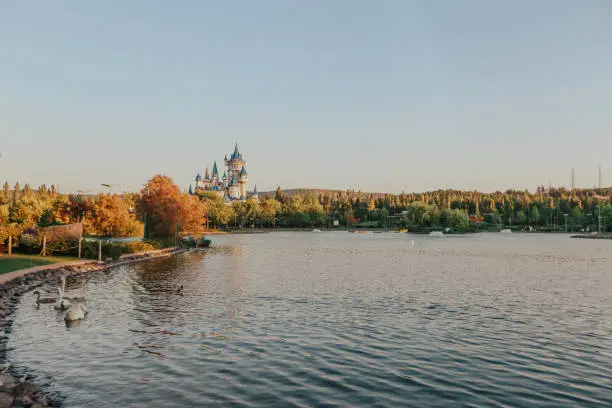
[0,374,16,392]
[0,392,14,408]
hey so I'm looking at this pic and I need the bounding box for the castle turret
[195,173,201,189]
[253,184,259,200]
[239,166,248,199]
[228,174,240,199]
[212,161,219,181]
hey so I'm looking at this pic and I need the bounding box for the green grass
[0,254,79,274]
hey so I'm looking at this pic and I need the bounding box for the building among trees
[191,143,252,202]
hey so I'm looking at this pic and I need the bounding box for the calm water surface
[8,232,612,407]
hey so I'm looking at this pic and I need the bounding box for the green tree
[530,206,540,225]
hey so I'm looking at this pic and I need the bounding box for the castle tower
[194,173,201,189]
[228,174,240,199]
[212,161,220,183]
[253,185,259,200]
[239,166,248,199]
[224,143,247,200]
[203,167,211,189]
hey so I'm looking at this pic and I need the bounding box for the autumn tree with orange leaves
[85,194,143,237]
[137,175,206,237]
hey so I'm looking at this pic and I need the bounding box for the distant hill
[258,188,342,197]
[257,188,390,198]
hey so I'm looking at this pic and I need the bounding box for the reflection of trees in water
[124,247,250,354]
[127,253,209,357]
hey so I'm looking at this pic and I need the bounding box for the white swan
[54,275,71,310]
[64,302,88,321]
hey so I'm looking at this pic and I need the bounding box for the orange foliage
[137,175,206,237]
[85,194,143,237]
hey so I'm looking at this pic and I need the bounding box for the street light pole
[563,213,568,233]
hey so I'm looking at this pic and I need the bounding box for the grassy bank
[0,254,79,274]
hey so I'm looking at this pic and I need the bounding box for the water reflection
[7,233,612,407]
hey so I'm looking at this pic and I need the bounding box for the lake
[8,232,612,407]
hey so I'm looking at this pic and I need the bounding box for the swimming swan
[54,275,72,310]
[33,291,56,305]
[64,302,88,322]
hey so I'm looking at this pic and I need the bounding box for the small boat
[399,229,408,233]
[500,229,512,234]
[429,231,444,237]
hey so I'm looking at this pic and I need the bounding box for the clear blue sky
[1,1,611,194]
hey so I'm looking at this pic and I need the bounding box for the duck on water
[33,291,56,305]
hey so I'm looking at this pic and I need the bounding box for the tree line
[1,178,611,245]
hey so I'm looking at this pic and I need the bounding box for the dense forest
[1,178,611,247]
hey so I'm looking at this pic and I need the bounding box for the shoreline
[570,234,612,240]
[0,247,188,407]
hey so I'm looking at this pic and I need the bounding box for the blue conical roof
[204,168,210,180]
[222,171,227,179]
[188,184,194,195]
[240,166,248,176]
[253,185,258,195]
[231,143,242,160]
[195,173,201,182]
[229,174,238,186]
[212,161,218,178]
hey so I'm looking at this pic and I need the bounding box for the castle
[190,143,258,203]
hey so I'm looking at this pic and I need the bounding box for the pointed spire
[229,174,238,186]
[222,171,227,180]
[188,184,194,195]
[231,142,241,160]
[204,167,210,180]
[253,185,258,196]
[240,166,248,177]
[195,173,201,182]
[212,161,218,178]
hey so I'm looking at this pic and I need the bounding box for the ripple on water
[7,233,612,407]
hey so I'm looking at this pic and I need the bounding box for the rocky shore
[0,247,188,407]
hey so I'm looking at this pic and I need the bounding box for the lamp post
[563,213,568,233]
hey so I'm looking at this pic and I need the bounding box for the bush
[47,239,160,260]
